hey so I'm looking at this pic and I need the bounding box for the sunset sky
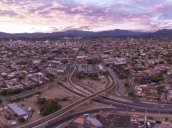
[0,0,172,33]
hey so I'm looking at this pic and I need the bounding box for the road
[18,41,115,128]
[46,107,119,128]
[15,42,172,128]
[43,44,172,127]
[64,63,172,113]
[18,70,114,128]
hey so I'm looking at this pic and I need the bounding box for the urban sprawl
[0,37,171,128]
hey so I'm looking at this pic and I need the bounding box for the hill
[0,29,172,40]
[145,29,172,38]
[0,29,145,40]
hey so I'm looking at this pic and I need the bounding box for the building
[86,116,103,128]
[167,90,172,100]
[114,57,126,65]
[73,117,84,125]
[78,64,100,74]
[8,103,27,117]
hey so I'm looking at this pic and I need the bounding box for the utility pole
[144,108,147,128]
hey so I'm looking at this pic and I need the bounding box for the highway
[46,107,119,128]
[58,79,172,114]
[1,53,77,102]
[35,44,172,128]
[41,44,172,127]
[2,73,68,102]
[15,42,172,128]
[14,42,83,128]
[44,65,172,127]
[65,63,172,112]
[18,41,115,128]
[18,69,114,128]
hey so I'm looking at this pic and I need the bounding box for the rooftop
[8,103,27,116]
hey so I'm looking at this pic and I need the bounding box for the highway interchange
[11,42,172,128]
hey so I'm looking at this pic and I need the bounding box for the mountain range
[0,29,171,40]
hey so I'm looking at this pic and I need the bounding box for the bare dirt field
[75,77,106,92]
[13,84,80,122]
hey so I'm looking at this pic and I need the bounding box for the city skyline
[0,0,172,33]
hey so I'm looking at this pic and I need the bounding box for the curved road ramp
[18,79,113,128]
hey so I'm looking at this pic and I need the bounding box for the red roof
[73,117,84,124]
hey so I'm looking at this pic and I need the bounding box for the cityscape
[0,0,172,128]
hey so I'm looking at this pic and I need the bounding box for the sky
[0,0,172,33]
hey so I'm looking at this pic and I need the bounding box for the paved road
[18,72,114,128]
[43,45,172,127]
[128,74,140,103]
[18,42,116,128]
[2,74,67,102]
[16,42,172,128]
[46,107,119,128]
[63,65,172,113]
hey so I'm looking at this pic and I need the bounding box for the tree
[32,66,41,72]
[124,83,129,87]
[87,58,101,64]
[46,73,55,81]
[165,117,169,121]
[150,74,164,83]
[37,98,46,105]
[147,116,153,120]
[156,86,165,94]
[18,117,25,123]
[18,74,25,80]
[0,90,8,95]
[61,60,68,64]
[17,60,31,65]
[0,89,21,96]
[77,72,86,79]
[89,73,99,80]
[128,92,134,97]
[37,98,61,116]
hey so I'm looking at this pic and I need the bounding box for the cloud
[0,10,17,16]
[0,0,172,33]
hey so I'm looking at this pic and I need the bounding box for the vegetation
[32,66,41,72]
[150,74,164,83]
[139,73,164,84]
[156,86,165,94]
[16,60,31,65]
[88,73,99,80]
[112,65,130,79]
[0,89,22,96]
[51,49,62,54]
[77,72,99,80]
[17,117,26,123]
[46,73,55,81]
[61,60,68,64]
[147,116,153,120]
[124,83,129,87]
[139,77,147,84]
[165,117,169,121]
[76,72,86,79]
[128,92,134,97]
[37,97,46,105]
[100,71,108,76]
[7,91,42,102]
[87,58,101,64]
[37,98,61,116]
[18,74,25,80]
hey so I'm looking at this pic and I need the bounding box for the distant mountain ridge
[0,29,171,39]
[145,29,172,38]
